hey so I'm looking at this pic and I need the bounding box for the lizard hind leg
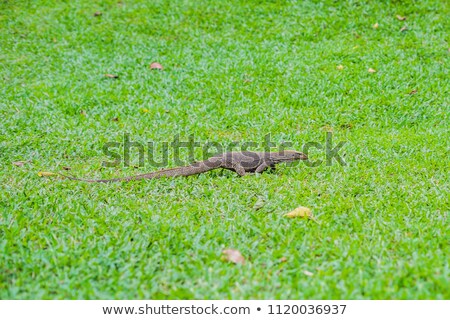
[255,162,271,173]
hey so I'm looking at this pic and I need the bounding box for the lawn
[1,0,448,299]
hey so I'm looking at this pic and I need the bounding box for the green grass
[1,0,449,299]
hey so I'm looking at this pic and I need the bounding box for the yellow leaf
[285,206,312,218]
[372,22,379,29]
[285,206,320,224]
[368,68,376,73]
[337,65,344,70]
[38,171,56,177]
[141,108,149,113]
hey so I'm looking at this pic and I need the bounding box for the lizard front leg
[232,163,247,176]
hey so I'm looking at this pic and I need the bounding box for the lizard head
[273,150,308,162]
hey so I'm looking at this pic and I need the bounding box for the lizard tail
[56,173,123,183]
[57,161,216,183]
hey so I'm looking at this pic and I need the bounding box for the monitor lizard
[60,150,307,183]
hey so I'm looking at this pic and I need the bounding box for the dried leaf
[80,110,87,117]
[111,117,119,122]
[372,22,379,29]
[409,89,418,95]
[285,206,312,218]
[400,26,408,32]
[222,249,245,265]
[280,257,288,263]
[38,171,56,177]
[337,65,344,70]
[104,74,119,79]
[303,270,314,277]
[13,161,30,167]
[150,62,163,70]
[396,15,406,21]
[368,68,376,73]
[62,166,71,171]
[285,206,319,224]
[94,11,102,17]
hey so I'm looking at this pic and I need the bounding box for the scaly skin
[61,150,308,183]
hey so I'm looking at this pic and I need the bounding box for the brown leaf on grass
[111,117,119,122]
[222,249,245,265]
[396,15,406,21]
[150,62,163,70]
[80,110,87,117]
[409,89,418,95]
[372,22,379,29]
[38,171,56,177]
[104,74,119,79]
[368,68,376,73]
[280,257,288,263]
[62,166,71,171]
[400,26,408,32]
[94,11,102,17]
[12,161,30,167]
[337,65,344,70]
[285,206,320,224]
